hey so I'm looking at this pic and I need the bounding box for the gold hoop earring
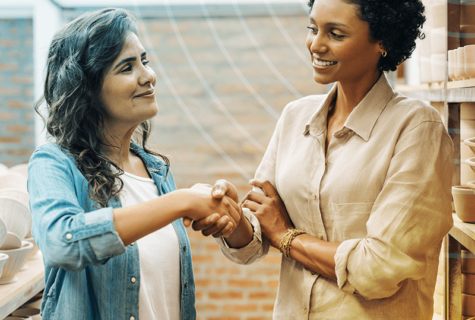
[382,51,387,57]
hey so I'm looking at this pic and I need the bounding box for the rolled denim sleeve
[334,120,454,300]
[28,146,126,272]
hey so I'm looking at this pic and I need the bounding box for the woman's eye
[121,65,132,73]
[331,32,344,39]
[307,26,318,34]
[143,60,149,66]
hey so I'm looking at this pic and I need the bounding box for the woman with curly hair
[194,0,454,318]
[27,8,243,320]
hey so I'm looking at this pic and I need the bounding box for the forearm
[288,234,340,281]
[223,213,254,248]
[113,190,187,246]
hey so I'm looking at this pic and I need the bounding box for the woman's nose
[139,65,156,86]
[310,33,328,54]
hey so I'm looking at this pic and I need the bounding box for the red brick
[0,137,21,143]
[196,291,203,299]
[0,112,19,120]
[0,40,20,46]
[262,304,275,312]
[0,87,21,95]
[263,256,281,264]
[23,88,34,97]
[207,267,241,275]
[6,149,32,156]
[192,255,214,263]
[248,292,276,299]
[223,304,258,312]
[267,281,279,288]
[208,291,243,299]
[228,280,262,288]
[7,100,29,109]
[0,63,19,71]
[7,125,31,133]
[247,318,266,320]
[205,243,220,251]
[207,317,240,320]
[11,75,33,84]
[196,304,218,311]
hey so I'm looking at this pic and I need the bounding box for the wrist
[171,189,193,220]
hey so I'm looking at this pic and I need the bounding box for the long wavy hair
[35,8,169,208]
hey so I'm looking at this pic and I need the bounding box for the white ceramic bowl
[465,138,475,154]
[0,188,30,210]
[0,172,27,192]
[11,308,41,320]
[449,49,456,81]
[431,53,446,82]
[0,218,7,249]
[457,48,471,80]
[0,241,32,284]
[8,164,28,179]
[465,45,475,79]
[431,27,447,55]
[0,253,9,278]
[420,56,433,83]
[24,237,39,262]
[0,164,8,174]
[0,197,32,241]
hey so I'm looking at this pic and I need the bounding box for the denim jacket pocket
[330,202,374,242]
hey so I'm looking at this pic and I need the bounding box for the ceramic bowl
[465,138,475,154]
[431,3,446,29]
[420,56,433,83]
[9,164,28,179]
[4,317,32,320]
[461,25,475,47]
[0,188,29,210]
[24,237,39,260]
[0,172,27,192]
[431,27,447,55]
[463,249,475,274]
[0,232,22,250]
[457,48,471,80]
[0,164,8,174]
[448,49,456,81]
[11,308,41,320]
[0,253,9,278]
[465,45,475,79]
[431,53,446,82]
[462,293,475,316]
[463,273,475,295]
[0,197,32,241]
[0,217,7,249]
[0,241,33,284]
[452,185,475,223]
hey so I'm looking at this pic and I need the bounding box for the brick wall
[0,19,35,167]
[138,11,326,320]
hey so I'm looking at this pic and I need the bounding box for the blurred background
[0,0,406,319]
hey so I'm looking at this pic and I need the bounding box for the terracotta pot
[462,293,475,316]
[461,0,475,26]
[452,185,475,223]
[461,25,475,47]
[463,273,475,295]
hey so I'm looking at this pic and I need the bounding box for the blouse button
[66,233,73,240]
[131,277,136,284]
[312,193,317,200]
[303,307,308,314]
[130,317,135,320]
[318,232,323,240]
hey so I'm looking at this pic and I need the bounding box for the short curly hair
[308,0,426,72]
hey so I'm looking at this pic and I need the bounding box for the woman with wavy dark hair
[193,0,454,318]
[27,8,243,320]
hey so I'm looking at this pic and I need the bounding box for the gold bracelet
[279,229,307,258]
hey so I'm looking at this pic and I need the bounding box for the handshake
[181,179,243,239]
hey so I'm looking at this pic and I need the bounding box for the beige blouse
[217,74,454,319]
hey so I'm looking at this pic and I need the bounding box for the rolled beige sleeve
[334,120,454,300]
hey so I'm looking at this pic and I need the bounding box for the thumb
[183,217,192,228]
[212,179,239,203]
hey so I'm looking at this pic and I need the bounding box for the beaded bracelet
[279,229,307,258]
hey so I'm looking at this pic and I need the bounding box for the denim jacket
[27,142,196,320]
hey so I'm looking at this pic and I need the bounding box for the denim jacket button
[131,277,136,284]
[184,282,188,288]
[130,242,135,246]
[183,246,187,251]
[66,233,72,240]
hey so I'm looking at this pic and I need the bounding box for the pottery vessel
[452,185,475,222]
[465,45,475,79]
[420,56,433,83]
[431,3,446,29]
[431,53,446,82]
[0,232,22,250]
[0,172,27,192]
[4,317,33,320]
[9,164,28,179]
[431,27,447,55]
[461,25,475,47]
[0,189,29,210]
[0,241,33,284]
[461,0,475,26]
[463,273,475,295]
[0,218,7,249]
[448,49,456,81]
[0,197,32,241]
[0,164,8,174]
[457,48,471,80]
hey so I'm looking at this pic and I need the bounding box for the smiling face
[306,0,384,85]
[100,33,158,131]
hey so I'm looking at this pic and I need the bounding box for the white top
[118,170,181,320]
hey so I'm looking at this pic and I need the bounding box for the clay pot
[463,250,475,274]
[452,185,475,223]
[462,293,475,316]
[449,49,456,81]
[461,0,475,26]
[465,45,475,79]
[463,273,475,295]
[461,25,475,47]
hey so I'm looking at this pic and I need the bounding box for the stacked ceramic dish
[0,162,38,284]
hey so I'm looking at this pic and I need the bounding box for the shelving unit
[0,255,45,319]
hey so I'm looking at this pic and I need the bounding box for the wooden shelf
[449,214,475,254]
[0,253,45,319]
[448,78,475,89]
